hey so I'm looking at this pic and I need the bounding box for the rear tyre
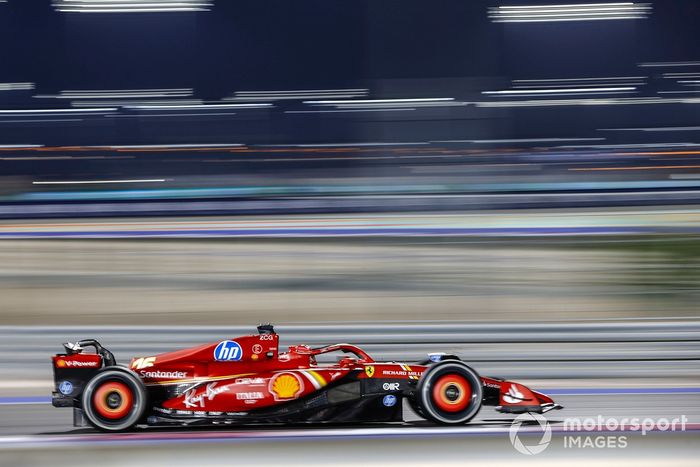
[416,361,482,424]
[82,368,147,432]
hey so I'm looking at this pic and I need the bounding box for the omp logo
[509,413,552,455]
[214,340,243,361]
[365,366,375,378]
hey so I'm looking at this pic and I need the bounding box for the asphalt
[0,322,698,435]
[5,209,700,237]
[0,392,698,437]
[0,395,698,467]
[1,434,699,467]
[0,323,696,465]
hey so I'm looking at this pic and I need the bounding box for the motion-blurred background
[0,2,699,464]
[0,0,699,218]
[0,0,699,323]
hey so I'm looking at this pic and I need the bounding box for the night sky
[0,1,698,96]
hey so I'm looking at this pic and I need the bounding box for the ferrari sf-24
[51,324,562,431]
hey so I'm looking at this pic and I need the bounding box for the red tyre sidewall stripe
[93,381,133,419]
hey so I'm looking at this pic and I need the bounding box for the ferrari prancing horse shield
[365,365,375,378]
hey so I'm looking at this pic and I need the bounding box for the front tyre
[82,368,147,432]
[416,361,482,424]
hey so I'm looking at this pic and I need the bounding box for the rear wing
[52,339,116,408]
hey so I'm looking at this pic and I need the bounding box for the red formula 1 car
[51,324,562,432]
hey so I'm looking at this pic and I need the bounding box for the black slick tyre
[415,361,482,424]
[81,368,147,432]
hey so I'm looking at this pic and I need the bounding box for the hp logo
[214,340,243,361]
[58,380,73,395]
[383,395,397,407]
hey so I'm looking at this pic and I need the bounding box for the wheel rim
[93,381,133,419]
[431,374,471,412]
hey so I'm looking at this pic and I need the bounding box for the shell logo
[56,359,66,368]
[270,373,303,400]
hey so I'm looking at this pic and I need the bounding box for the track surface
[0,394,698,466]
[1,392,698,437]
[0,323,698,437]
[0,324,697,464]
[1,433,698,467]
[4,209,700,236]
